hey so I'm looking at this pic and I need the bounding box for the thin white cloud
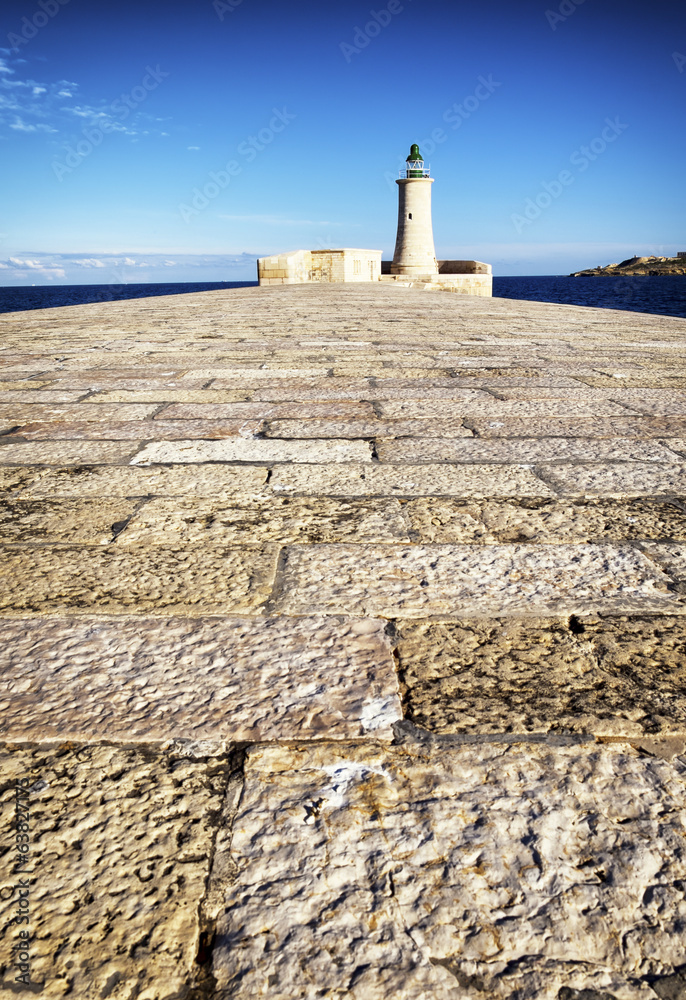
[3,252,261,279]
[187,145,200,150]
[219,214,353,227]
[9,117,58,133]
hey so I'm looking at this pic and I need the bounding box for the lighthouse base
[379,273,492,296]
[380,259,492,296]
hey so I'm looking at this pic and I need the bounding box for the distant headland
[571,254,686,276]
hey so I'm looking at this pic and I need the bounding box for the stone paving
[0,283,685,999]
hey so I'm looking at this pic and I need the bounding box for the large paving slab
[402,496,686,543]
[11,463,268,497]
[0,498,140,544]
[540,462,686,496]
[394,616,686,736]
[131,437,373,465]
[1,284,686,998]
[376,436,680,463]
[269,463,554,497]
[0,616,400,741]
[0,440,141,465]
[117,495,412,545]
[272,542,679,617]
[212,740,686,1000]
[0,402,158,422]
[8,418,266,440]
[0,743,228,999]
[0,544,277,614]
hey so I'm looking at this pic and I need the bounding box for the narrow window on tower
[408,213,413,220]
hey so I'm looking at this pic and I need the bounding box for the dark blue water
[1,276,684,319]
[0,281,257,314]
[493,274,686,319]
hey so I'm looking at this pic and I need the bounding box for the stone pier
[1,283,685,999]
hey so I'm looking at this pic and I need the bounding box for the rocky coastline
[571,254,685,276]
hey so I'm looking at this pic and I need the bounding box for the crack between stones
[531,463,564,495]
[189,745,248,1000]
[261,545,289,615]
[109,495,154,544]
[149,402,172,419]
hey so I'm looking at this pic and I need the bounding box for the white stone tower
[391,143,438,276]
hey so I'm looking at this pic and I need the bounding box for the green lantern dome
[406,143,423,162]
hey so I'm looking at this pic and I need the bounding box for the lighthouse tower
[391,144,438,276]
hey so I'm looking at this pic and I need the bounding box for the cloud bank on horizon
[0,252,260,284]
[1,0,684,283]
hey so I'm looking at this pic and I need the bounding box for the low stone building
[257,248,382,286]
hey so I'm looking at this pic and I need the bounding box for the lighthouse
[391,143,438,276]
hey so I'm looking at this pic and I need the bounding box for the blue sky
[1,0,684,284]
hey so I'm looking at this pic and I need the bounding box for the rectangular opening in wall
[353,260,361,275]
[408,213,413,220]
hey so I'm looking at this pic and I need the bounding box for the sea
[0,276,684,319]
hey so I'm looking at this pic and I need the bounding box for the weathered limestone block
[0,402,158,423]
[0,380,54,390]
[162,400,379,420]
[269,463,553,497]
[272,543,677,617]
[0,467,45,495]
[130,438,373,465]
[0,441,140,465]
[0,390,87,402]
[92,388,253,403]
[0,744,225,998]
[541,462,686,496]
[40,376,211,391]
[376,437,678,464]
[9,418,266,440]
[16,464,268,498]
[491,387,686,402]
[118,496,411,545]
[403,497,686,543]
[247,380,485,402]
[0,499,140,545]
[0,545,277,614]
[394,616,686,736]
[213,741,686,999]
[379,399,636,419]
[469,416,686,439]
[265,418,474,439]
[580,374,686,388]
[0,616,400,741]
[181,366,331,380]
